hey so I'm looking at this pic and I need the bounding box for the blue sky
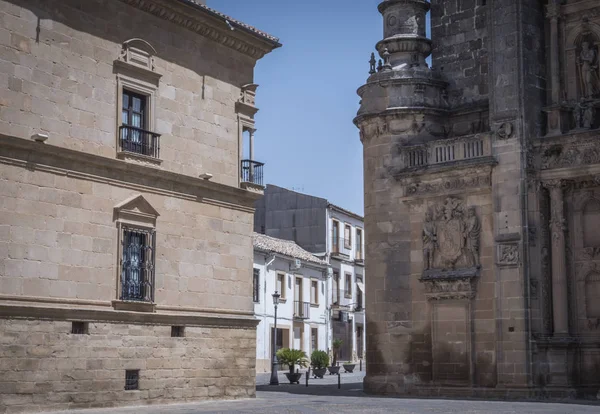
[213,0,383,216]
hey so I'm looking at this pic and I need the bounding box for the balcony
[355,250,364,265]
[294,301,310,319]
[119,125,161,159]
[331,237,352,259]
[402,134,493,171]
[240,159,265,192]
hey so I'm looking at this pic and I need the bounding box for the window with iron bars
[120,226,155,302]
[253,268,260,303]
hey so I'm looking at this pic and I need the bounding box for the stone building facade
[355,0,600,399]
[0,0,279,412]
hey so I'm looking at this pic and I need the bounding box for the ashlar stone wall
[0,0,254,187]
[0,320,256,413]
[0,158,255,311]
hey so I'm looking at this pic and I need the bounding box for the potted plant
[328,339,343,375]
[343,362,356,373]
[276,348,308,384]
[310,350,329,379]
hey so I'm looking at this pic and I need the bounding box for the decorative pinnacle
[377,59,383,72]
[369,52,376,75]
[382,48,392,71]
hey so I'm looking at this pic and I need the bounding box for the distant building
[253,233,329,372]
[254,185,366,363]
[0,0,279,411]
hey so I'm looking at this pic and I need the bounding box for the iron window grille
[120,226,155,302]
[125,370,139,390]
[240,159,264,186]
[253,268,260,303]
[171,326,185,338]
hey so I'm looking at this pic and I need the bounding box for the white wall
[326,207,366,362]
[253,252,328,372]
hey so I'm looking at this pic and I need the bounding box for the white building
[253,233,329,372]
[326,204,366,363]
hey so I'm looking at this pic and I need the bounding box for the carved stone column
[543,2,571,135]
[544,179,570,336]
[547,2,560,106]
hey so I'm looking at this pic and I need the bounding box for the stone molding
[0,302,258,330]
[118,0,280,59]
[0,135,259,212]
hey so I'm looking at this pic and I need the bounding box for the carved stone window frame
[113,194,160,313]
[113,39,162,165]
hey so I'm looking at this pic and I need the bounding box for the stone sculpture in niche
[579,41,600,99]
[422,197,481,271]
[422,209,437,270]
[465,206,481,268]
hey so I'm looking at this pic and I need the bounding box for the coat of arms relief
[420,197,482,300]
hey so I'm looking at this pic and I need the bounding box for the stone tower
[356,0,600,398]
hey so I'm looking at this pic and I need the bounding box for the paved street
[42,369,600,414]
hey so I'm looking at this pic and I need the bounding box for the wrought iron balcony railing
[294,301,310,319]
[241,159,264,186]
[119,125,161,159]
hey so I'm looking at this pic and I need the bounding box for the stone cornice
[0,302,258,329]
[0,135,259,213]
[118,0,281,60]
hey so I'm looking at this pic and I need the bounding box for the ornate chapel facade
[355,0,600,398]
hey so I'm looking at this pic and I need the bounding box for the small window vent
[125,370,139,390]
[171,326,185,338]
[71,322,88,335]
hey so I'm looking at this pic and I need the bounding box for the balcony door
[295,277,302,303]
[332,220,339,253]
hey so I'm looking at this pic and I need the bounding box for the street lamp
[269,291,281,386]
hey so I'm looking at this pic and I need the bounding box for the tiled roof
[253,233,328,266]
[178,0,281,45]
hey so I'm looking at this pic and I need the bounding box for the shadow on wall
[6,0,256,86]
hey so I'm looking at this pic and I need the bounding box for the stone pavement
[41,369,600,414]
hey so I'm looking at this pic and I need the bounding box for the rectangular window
[120,89,159,158]
[71,322,88,335]
[125,370,139,390]
[276,273,286,299]
[345,272,352,298]
[253,268,260,303]
[356,228,363,260]
[332,220,339,253]
[171,326,185,337]
[121,226,155,303]
[333,271,340,304]
[310,280,319,305]
[311,327,318,353]
[344,224,352,249]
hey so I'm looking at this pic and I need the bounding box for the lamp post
[269,291,281,386]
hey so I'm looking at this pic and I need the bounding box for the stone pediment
[114,195,159,226]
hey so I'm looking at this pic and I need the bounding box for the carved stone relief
[404,174,491,197]
[541,141,600,170]
[420,198,481,301]
[497,243,520,267]
[422,197,481,271]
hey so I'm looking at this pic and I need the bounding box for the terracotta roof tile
[253,233,328,266]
